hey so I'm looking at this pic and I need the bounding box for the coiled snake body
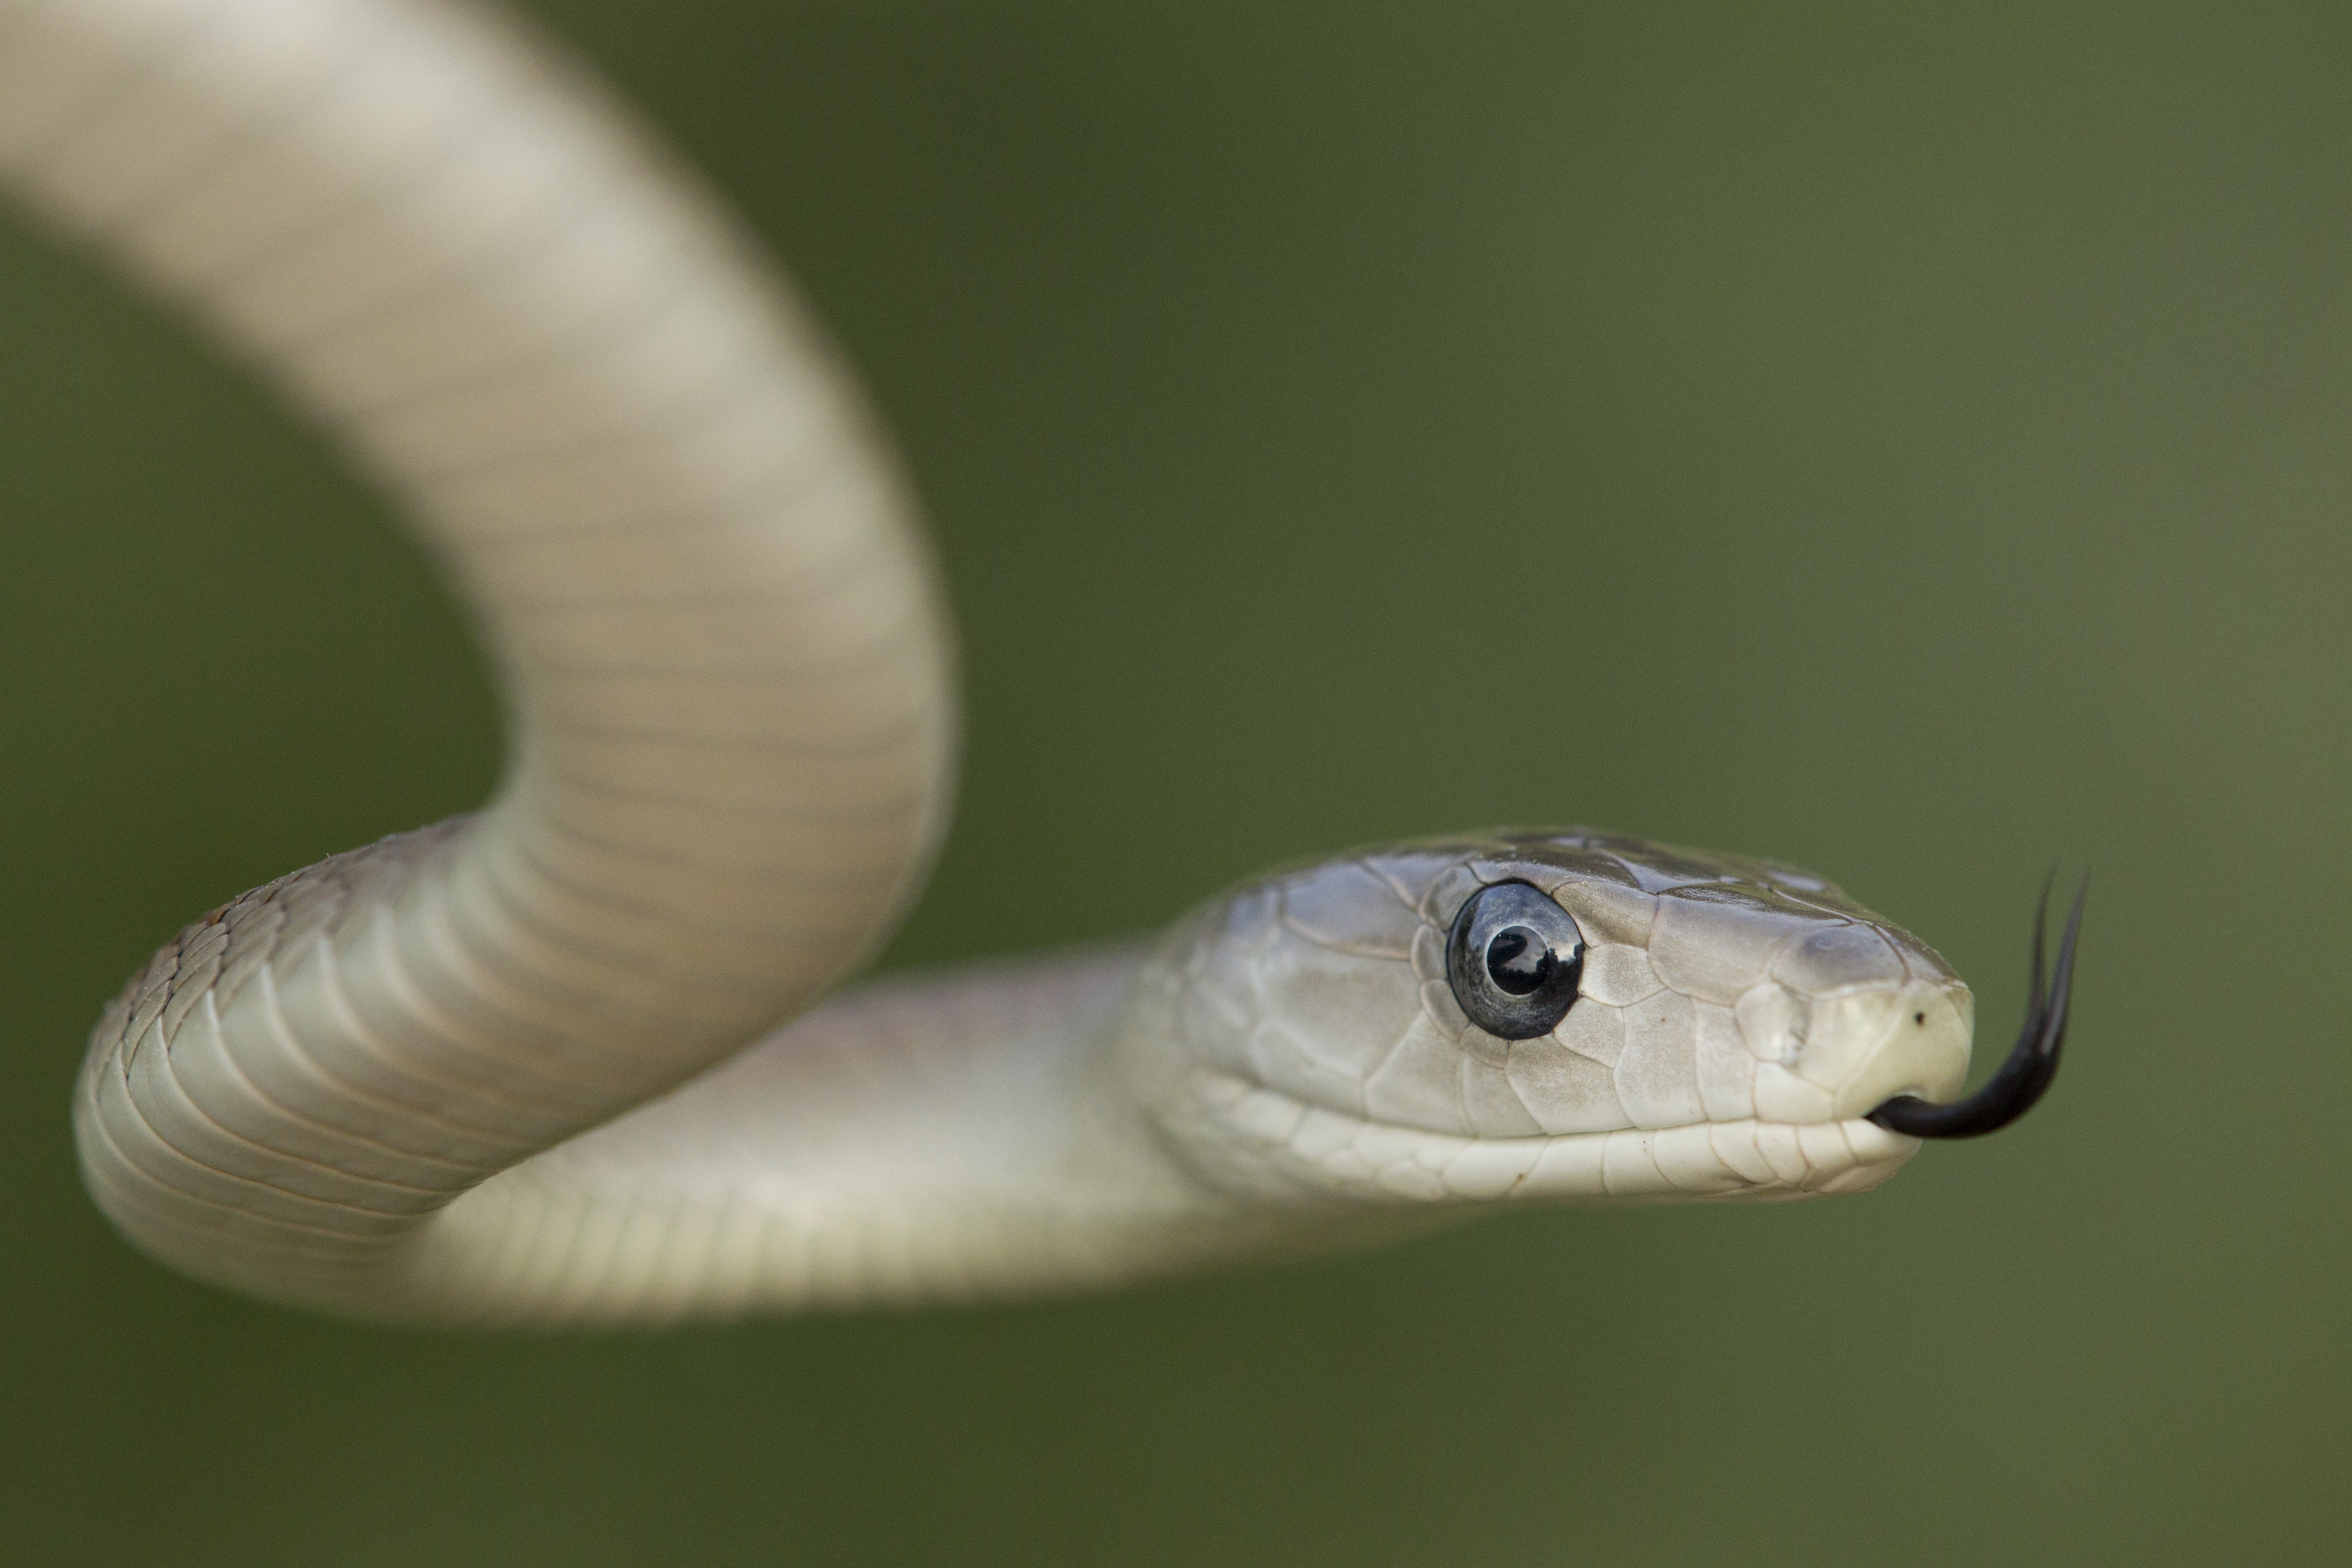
[1,0,2070,1325]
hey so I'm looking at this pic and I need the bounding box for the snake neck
[378,946,1295,1322]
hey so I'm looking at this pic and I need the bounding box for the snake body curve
[3,0,1985,1325]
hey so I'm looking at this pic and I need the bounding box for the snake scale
[0,0,2078,1325]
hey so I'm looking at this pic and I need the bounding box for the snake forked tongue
[1866,876,2086,1140]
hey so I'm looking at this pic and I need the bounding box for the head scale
[1118,829,1974,1208]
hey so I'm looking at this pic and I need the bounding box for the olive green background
[2,1,2344,1562]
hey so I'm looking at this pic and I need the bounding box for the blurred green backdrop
[3,1,2346,1562]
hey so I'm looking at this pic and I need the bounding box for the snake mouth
[1866,874,2086,1139]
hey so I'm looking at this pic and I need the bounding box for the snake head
[1123,829,1999,1209]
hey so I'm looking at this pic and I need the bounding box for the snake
[1,0,2083,1325]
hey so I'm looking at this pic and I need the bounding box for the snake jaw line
[1866,873,2086,1140]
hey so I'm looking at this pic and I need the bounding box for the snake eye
[1444,880,1586,1040]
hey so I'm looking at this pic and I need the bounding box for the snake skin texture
[2,0,1976,1324]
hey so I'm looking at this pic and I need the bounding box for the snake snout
[1868,876,2087,1140]
[1791,979,1974,1122]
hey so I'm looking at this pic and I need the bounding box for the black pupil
[1485,925,1554,995]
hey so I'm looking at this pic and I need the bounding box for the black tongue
[1868,875,2086,1141]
